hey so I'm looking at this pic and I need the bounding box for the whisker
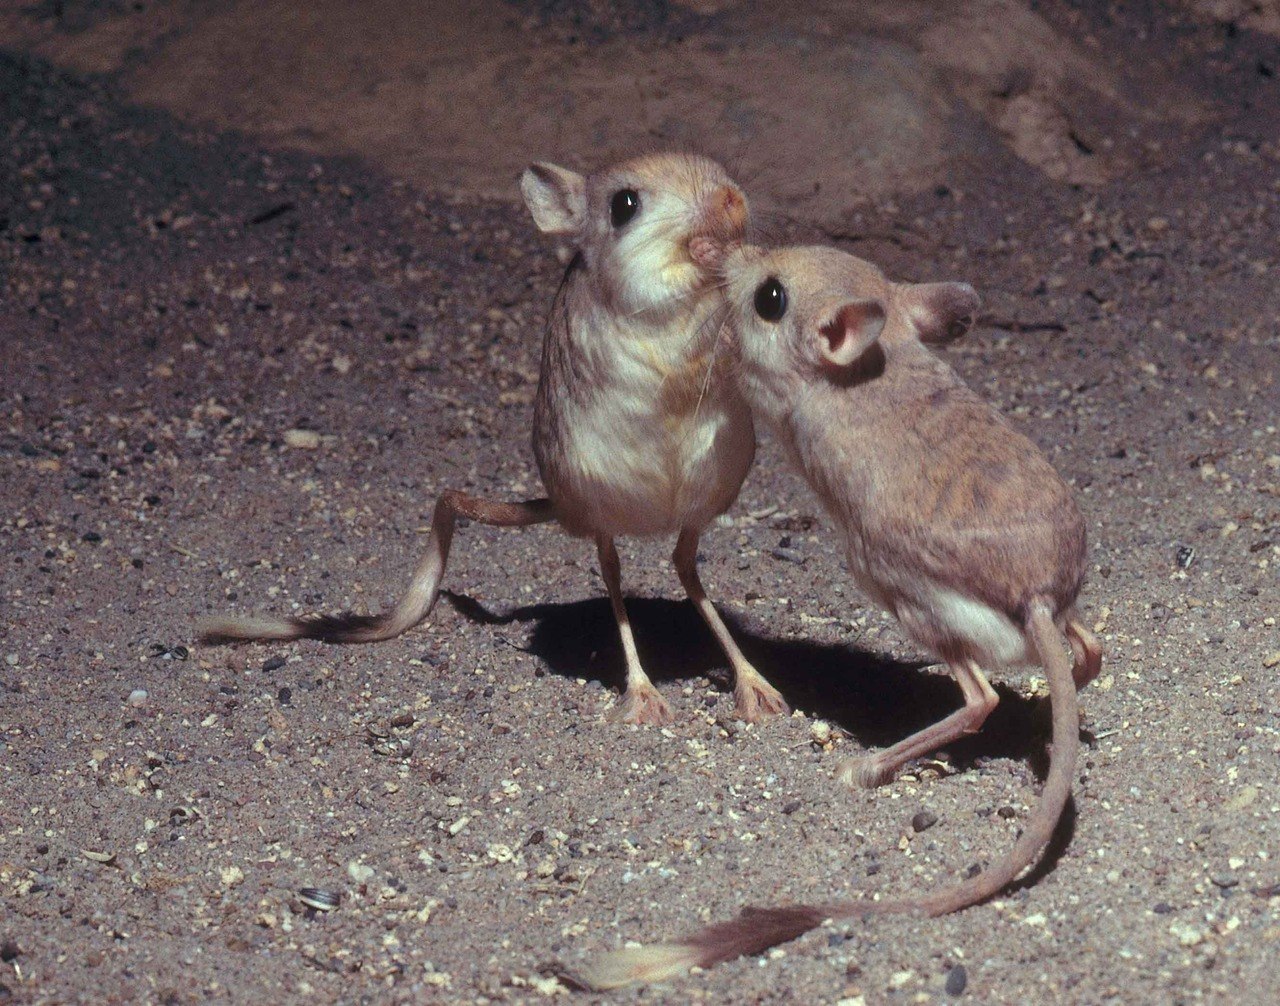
[690,299,734,424]
[748,208,803,250]
[732,155,770,197]
[681,291,731,348]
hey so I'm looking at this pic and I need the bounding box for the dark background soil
[2,2,1279,1004]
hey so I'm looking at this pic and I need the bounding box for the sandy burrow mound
[0,0,1220,220]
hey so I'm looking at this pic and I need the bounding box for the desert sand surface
[2,2,1279,1003]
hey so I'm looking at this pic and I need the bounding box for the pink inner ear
[819,316,847,355]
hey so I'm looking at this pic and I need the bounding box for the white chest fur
[544,312,755,538]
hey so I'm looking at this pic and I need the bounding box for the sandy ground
[2,2,1280,1004]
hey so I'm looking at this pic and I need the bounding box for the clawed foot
[838,754,897,790]
[607,685,674,726]
[733,678,790,723]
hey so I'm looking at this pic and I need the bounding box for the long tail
[197,492,554,645]
[573,598,1081,990]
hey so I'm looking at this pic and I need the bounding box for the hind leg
[840,659,998,789]
[1064,615,1103,690]
[673,529,788,722]
[597,536,673,726]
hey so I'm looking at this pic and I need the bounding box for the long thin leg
[198,491,553,644]
[597,535,672,725]
[840,659,999,789]
[673,529,788,722]
[1064,615,1103,690]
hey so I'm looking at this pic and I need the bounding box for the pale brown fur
[200,155,788,725]
[572,244,1103,988]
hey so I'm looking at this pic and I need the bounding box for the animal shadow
[443,591,1052,776]
[446,589,1078,881]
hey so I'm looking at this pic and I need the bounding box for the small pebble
[912,811,939,833]
[402,347,434,371]
[262,656,285,672]
[771,546,806,564]
[810,720,832,745]
[283,428,321,450]
[945,964,968,996]
[1169,920,1205,947]
[127,688,149,708]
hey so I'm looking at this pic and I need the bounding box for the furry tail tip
[197,611,401,645]
[196,615,305,644]
[571,904,830,989]
[571,941,704,991]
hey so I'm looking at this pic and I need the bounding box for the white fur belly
[557,389,752,537]
[843,541,1028,668]
[900,588,1030,668]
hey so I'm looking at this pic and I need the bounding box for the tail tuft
[281,611,397,644]
[572,942,705,991]
[196,615,305,644]
[575,905,829,990]
[197,611,397,645]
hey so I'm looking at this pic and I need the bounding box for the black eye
[753,277,788,322]
[610,189,640,228]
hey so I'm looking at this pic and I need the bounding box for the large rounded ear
[818,300,886,369]
[520,162,587,235]
[905,282,981,344]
